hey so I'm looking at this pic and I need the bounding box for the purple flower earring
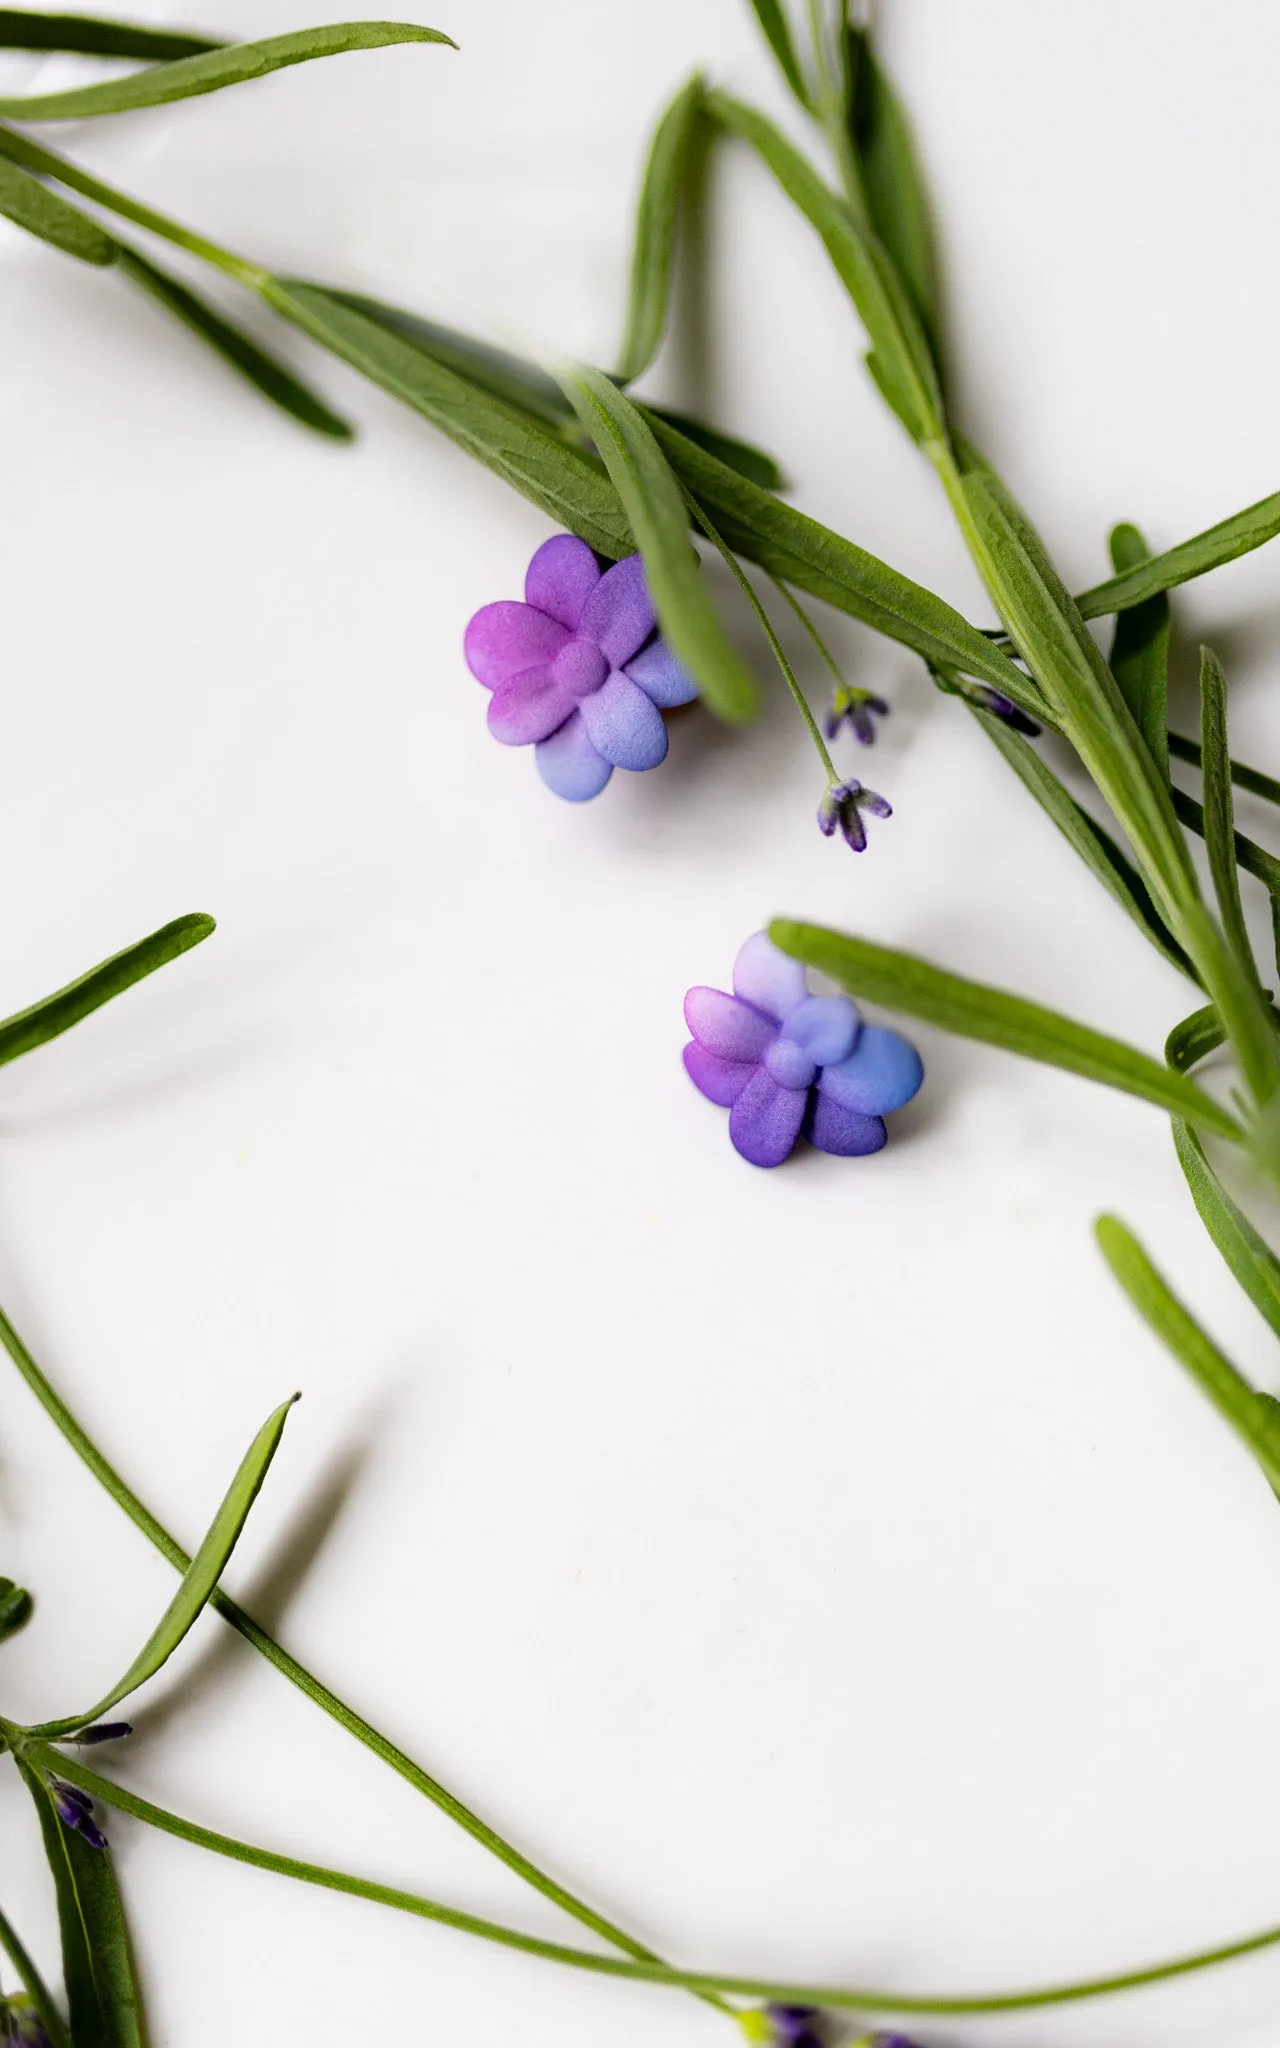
[684,932,923,1167]
[464,533,698,799]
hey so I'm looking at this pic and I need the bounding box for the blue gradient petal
[625,636,699,707]
[732,931,808,1023]
[578,671,669,770]
[778,994,860,1069]
[535,713,614,801]
[819,1025,924,1114]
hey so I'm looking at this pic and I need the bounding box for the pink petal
[487,668,576,745]
[464,601,568,690]
[579,554,656,667]
[525,535,602,629]
[732,932,808,1023]
[577,671,668,770]
[534,710,613,801]
[728,1068,807,1168]
[683,1042,754,1107]
[683,987,776,1063]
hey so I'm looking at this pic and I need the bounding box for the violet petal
[806,1093,887,1157]
[683,987,776,1063]
[486,667,576,745]
[731,931,808,1023]
[524,534,601,628]
[578,554,656,667]
[818,1026,924,1115]
[777,994,859,1069]
[577,671,668,770]
[534,712,614,802]
[464,601,568,690]
[683,1042,755,1107]
[624,636,698,708]
[728,1068,808,1167]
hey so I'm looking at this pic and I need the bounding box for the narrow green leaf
[1077,488,1280,620]
[643,405,785,492]
[845,25,940,366]
[615,72,704,384]
[0,912,214,1071]
[119,246,353,439]
[647,412,1047,713]
[0,1575,33,1643]
[770,917,1243,1137]
[0,1900,72,2048]
[971,706,1195,982]
[1172,787,1280,912]
[558,363,760,722]
[321,289,572,427]
[32,1395,297,1737]
[0,9,219,57]
[1096,1213,1280,1494]
[0,19,454,120]
[742,0,813,109]
[1199,644,1266,993]
[17,1760,143,2048]
[1169,731,1280,810]
[265,280,636,559]
[0,152,116,263]
[704,89,942,441]
[1107,522,1169,781]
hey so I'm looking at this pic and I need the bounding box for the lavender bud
[817,780,892,853]
[66,1721,133,1746]
[50,1778,108,1850]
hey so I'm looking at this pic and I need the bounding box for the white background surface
[3,2,1280,2043]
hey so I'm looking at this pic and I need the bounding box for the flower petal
[534,711,614,801]
[464,601,568,689]
[819,1026,924,1115]
[524,534,601,628]
[487,667,575,744]
[683,1042,755,1107]
[728,1068,808,1168]
[578,554,656,666]
[684,987,776,1063]
[732,931,809,1023]
[778,994,860,1069]
[577,670,669,770]
[807,1094,887,1157]
[624,635,699,708]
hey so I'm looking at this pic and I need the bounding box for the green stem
[682,489,840,782]
[0,1306,730,2019]
[30,1743,1280,2020]
[0,123,264,285]
[0,1901,72,2048]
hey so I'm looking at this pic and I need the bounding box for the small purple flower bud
[66,1721,132,1746]
[766,2007,826,2048]
[817,779,892,852]
[5,2008,53,2048]
[50,1778,108,1850]
[970,683,1042,737]
[825,685,890,746]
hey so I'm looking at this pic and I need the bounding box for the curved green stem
[33,1743,1280,2020]
[0,1305,730,2017]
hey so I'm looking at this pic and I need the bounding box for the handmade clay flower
[464,534,698,800]
[683,932,923,1167]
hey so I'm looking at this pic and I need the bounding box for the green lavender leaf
[770,918,1242,1136]
[971,706,1195,982]
[1107,522,1169,781]
[0,9,219,57]
[643,406,785,491]
[615,71,704,384]
[1172,787,1280,907]
[17,1759,143,2048]
[1095,1214,1280,1494]
[1198,644,1266,993]
[0,152,116,263]
[647,412,1046,712]
[119,246,353,439]
[0,912,214,1070]
[0,1576,33,1643]
[1077,487,1280,620]
[0,19,453,120]
[1167,1006,1280,1343]
[0,1901,72,2048]
[558,363,759,722]
[742,0,813,109]
[704,89,941,441]
[31,1395,298,1738]
[1169,732,1280,810]
[265,280,636,558]
[845,25,940,366]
